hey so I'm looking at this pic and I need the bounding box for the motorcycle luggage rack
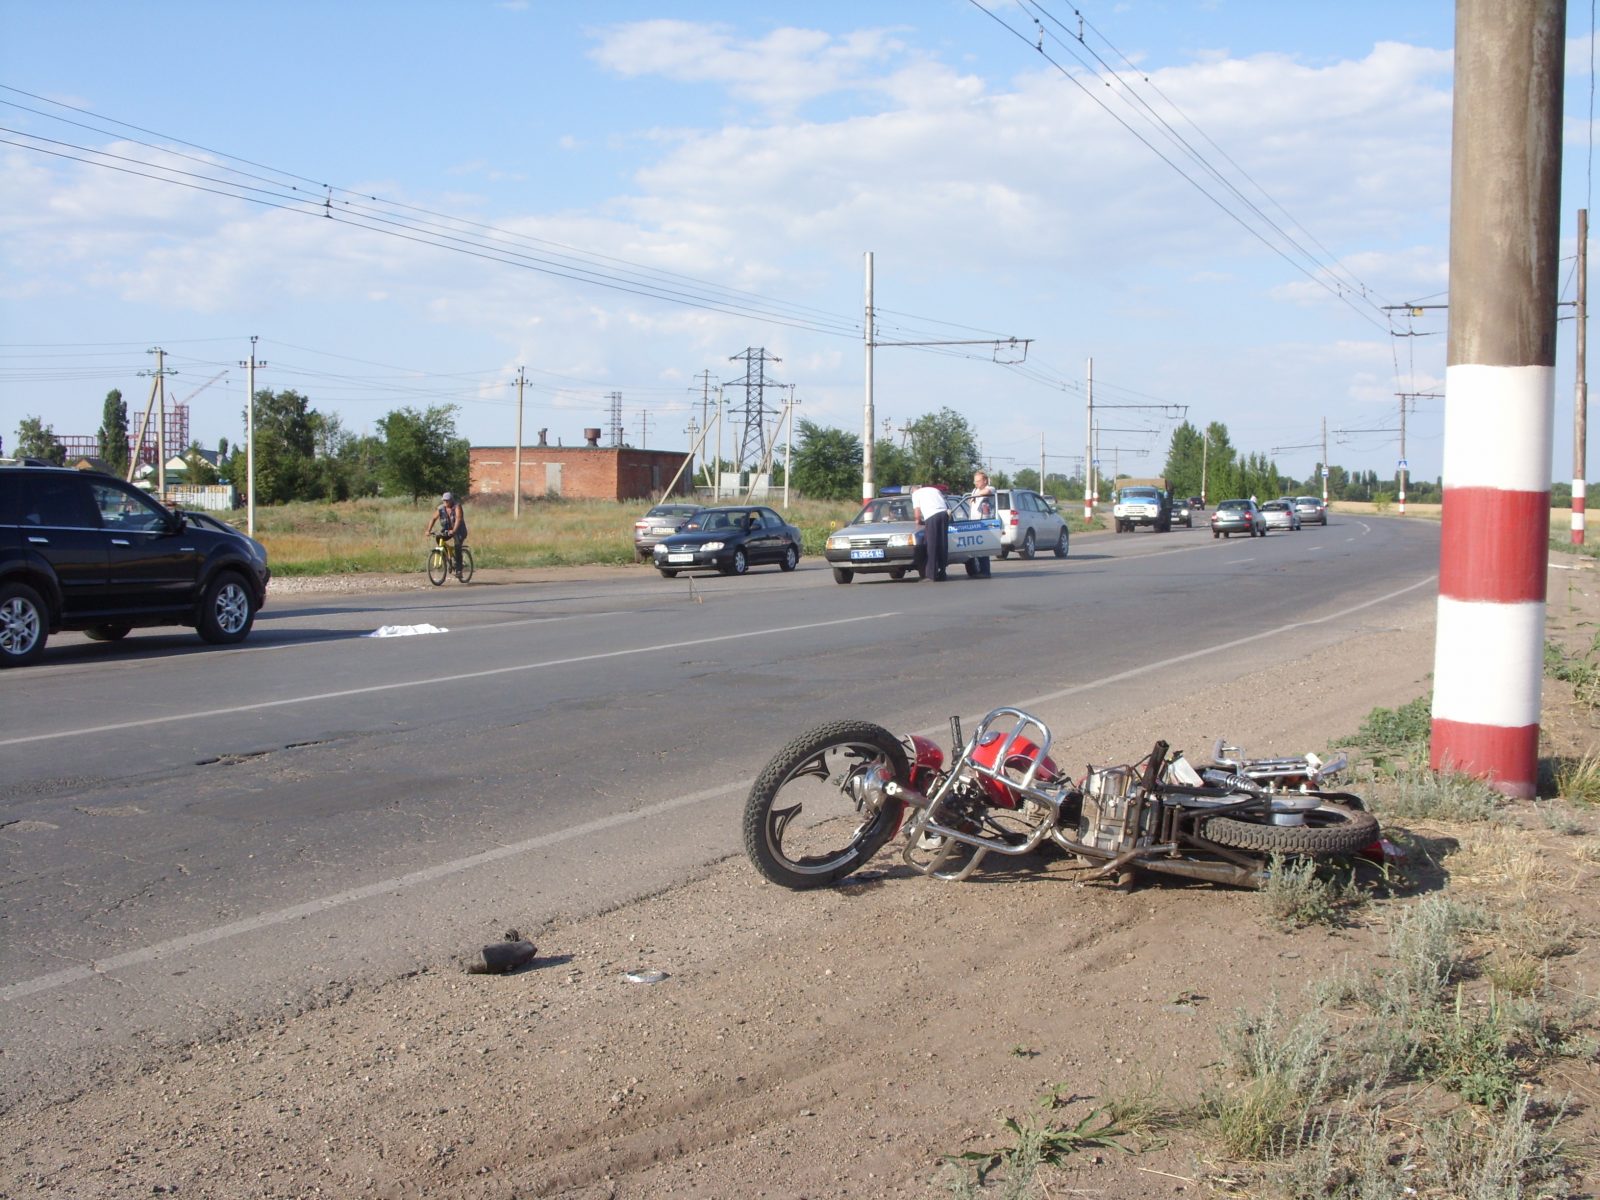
[902,707,1075,882]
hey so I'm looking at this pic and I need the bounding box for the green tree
[873,439,912,492]
[1012,468,1040,491]
[14,415,66,464]
[97,389,130,477]
[789,419,862,500]
[905,407,980,488]
[378,404,469,503]
[1161,422,1206,498]
[251,389,319,504]
[1199,421,1239,501]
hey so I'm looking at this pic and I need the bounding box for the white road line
[0,780,745,1003]
[2,572,1437,1002]
[0,613,900,748]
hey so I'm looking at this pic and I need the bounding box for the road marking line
[0,613,900,748]
[2,573,1437,1001]
[0,780,745,1003]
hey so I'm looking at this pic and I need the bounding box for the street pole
[1398,396,1408,515]
[714,386,724,502]
[513,366,526,519]
[784,389,797,509]
[1321,417,1329,503]
[1575,207,1588,545]
[154,347,166,498]
[241,336,264,538]
[1039,432,1045,495]
[862,251,876,505]
[1431,0,1565,798]
[1083,357,1094,521]
[1201,428,1209,506]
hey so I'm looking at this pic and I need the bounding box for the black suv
[0,462,269,667]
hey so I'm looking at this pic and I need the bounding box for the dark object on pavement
[468,939,538,974]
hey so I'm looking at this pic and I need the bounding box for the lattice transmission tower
[724,347,784,471]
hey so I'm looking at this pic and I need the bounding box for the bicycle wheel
[457,547,475,583]
[427,547,448,586]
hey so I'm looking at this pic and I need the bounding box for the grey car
[1209,498,1266,538]
[1291,495,1328,525]
[1260,499,1302,531]
[633,502,702,561]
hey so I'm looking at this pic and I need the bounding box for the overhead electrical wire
[965,0,1394,335]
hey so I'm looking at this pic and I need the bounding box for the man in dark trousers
[911,483,949,581]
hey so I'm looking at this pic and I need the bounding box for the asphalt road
[0,514,1439,1105]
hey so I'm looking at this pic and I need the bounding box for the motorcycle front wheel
[743,720,910,889]
[1200,801,1378,856]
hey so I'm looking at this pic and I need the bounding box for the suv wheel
[1053,529,1069,558]
[1019,530,1036,559]
[0,582,49,667]
[197,572,257,644]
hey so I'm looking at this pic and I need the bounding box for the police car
[823,488,1003,584]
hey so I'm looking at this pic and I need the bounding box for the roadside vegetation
[943,696,1598,1199]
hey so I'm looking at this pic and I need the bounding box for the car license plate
[667,553,694,563]
[850,548,886,561]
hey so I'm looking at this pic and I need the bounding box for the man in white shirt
[911,484,949,581]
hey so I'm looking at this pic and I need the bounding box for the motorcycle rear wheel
[743,720,909,889]
[1200,801,1377,856]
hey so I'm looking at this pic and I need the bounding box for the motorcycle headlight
[701,541,725,552]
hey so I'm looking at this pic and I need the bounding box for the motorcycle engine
[1077,765,1155,854]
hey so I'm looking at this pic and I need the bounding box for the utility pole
[1083,357,1094,520]
[863,252,876,505]
[1398,395,1408,515]
[511,366,527,519]
[714,386,724,501]
[1322,417,1329,503]
[1576,207,1589,545]
[1201,428,1208,506]
[859,250,1030,501]
[239,337,266,537]
[1039,433,1046,494]
[1431,0,1565,799]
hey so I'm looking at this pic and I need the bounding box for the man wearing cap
[426,491,469,577]
[911,483,949,582]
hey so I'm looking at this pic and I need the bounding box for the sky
[0,1,1593,489]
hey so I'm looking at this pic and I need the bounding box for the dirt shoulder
[6,560,1598,1200]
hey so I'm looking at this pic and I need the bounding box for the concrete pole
[1575,207,1588,545]
[1082,357,1094,520]
[513,366,525,519]
[1398,397,1408,515]
[1321,417,1329,503]
[155,347,166,498]
[862,252,876,505]
[1431,0,1565,798]
[714,387,724,502]
[246,337,258,537]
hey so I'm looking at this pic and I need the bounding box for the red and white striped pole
[1431,0,1565,799]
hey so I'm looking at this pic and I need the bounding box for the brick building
[470,438,693,503]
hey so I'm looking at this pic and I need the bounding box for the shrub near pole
[1430,0,1565,798]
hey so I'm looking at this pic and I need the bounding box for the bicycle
[427,534,475,585]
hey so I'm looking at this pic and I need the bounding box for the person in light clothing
[911,484,949,582]
[969,470,996,578]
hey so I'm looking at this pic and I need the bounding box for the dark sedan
[652,505,802,577]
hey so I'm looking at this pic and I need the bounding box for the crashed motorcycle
[742,707,1380,891]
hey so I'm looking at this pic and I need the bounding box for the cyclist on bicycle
[426,491,468,575]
